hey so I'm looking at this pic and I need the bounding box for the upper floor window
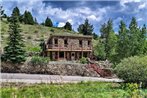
[64,39,68,47]
[79,40,82,47]
[54,39,58,47]
[88,40,91,46]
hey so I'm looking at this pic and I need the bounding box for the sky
[1,0,147,35]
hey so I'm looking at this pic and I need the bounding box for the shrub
[28,46,41,53]
[79,57,88,64]
[122,83,144,97]
[30,56,49,65]
[27,36,32,39]
[50,29,54,32]
[114,56,147,87]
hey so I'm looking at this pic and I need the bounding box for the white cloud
[67,19,73,25]
[137,18,143,21]
[138,3,146,9]
[87,15,102,22]
[58,22,65,27]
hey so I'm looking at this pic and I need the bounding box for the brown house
[45,34,93,61]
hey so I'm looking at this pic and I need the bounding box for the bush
[27,46,41,53]
[122,83,144,97]
[114,56,147,87]
[30,56,49,65]
[79,57,88,64]
[27,36,32,39]
[50,29,54,32]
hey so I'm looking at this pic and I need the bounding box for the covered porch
[47,51,92,61]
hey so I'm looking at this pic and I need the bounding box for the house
[45,34,93,61]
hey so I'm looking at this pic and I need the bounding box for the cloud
[138,3,146,9]
[58,22,65,27]
[2,0,147,34]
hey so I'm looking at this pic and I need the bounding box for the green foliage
[77,19,93,35]
[99,19,117,60]
[1,82,147,98]
[128,17,144,56]
[94,39,106,60]
[114,56,147,86]
[2,12,26,63]
[116,20,129,62]
[116,18,147,63]
[79,57,88,64]
[92,33,98,40]
[12,6,20,18]
[64,22,72,31]
[45,17,53,27]
[30,56,49,65]
[0,6,4,20]
[34,17,38,24]
[122,83,145,98]
[27,46,41,53]
[23,10,34,25]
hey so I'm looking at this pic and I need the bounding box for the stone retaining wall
[1,61,112,77]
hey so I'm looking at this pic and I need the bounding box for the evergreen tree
[128,17,140,56]
[100,19,117,60]
[34,17,38,25]
[0,6,4,20]
[2,10,26,63]
[94,39,106,60]
[64,22,72,30]
[117,20,129,60]
[92,33,98,39]
[77,19,93,35]
[139,24,147,54]
[12,6,20,17]
[23,10,34,25]
[45,17,53,27]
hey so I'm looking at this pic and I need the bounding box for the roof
[49,33,93,38]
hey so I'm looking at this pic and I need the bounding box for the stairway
[88,64,112,77]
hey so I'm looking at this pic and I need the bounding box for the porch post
[58,51,59,60]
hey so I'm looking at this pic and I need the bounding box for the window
[88,40,91,46]
[64,39,68,47]
[79,40,82,47]
[54,39,58,47]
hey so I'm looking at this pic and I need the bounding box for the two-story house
[46,34,93,61]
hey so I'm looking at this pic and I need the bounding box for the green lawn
[1,82,147,98]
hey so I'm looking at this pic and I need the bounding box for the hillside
[1,18,84,53]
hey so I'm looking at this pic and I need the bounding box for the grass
[1,82,147,98]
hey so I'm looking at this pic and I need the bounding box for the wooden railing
[47,44,92,50]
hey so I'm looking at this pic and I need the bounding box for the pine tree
[94,39,106,60]
[34,17,38,25]
[64,22,72,31]
[117,20,129,60]
[23,10,34,25]
[0,6,4,20]
[92,33,98,39]
[100,19,117,60]
[139,24,147,54]
[45,17,53,27]
[12,6,20,17]
[77,19,93,35]
[2,10,26,63]
[128,17,140,56]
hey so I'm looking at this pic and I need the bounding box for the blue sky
[1,0,147,34]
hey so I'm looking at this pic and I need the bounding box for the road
[0,73,123,84]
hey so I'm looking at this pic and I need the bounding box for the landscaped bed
[1,82,147,98]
